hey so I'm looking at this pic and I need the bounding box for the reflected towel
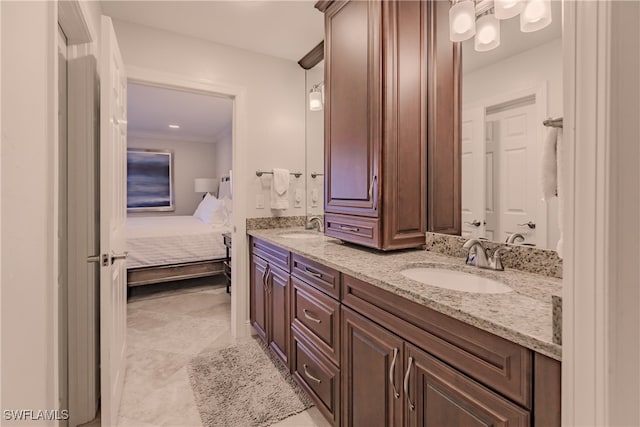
[541,127,559,201]
[271,168,289,210]
[556,129,564,258]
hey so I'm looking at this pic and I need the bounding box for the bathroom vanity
[248,229,561,427]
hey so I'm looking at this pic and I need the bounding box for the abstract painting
[127,149,175,212]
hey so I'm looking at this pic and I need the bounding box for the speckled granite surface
[248,228,562,361]
[246,216,307,230]
[425,232,563,279]
[552,293,562,345]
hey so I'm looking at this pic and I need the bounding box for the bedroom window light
[194,178,218,197]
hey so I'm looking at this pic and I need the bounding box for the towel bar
[256,170,302,178]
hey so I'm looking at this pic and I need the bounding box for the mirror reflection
[461,1,562,250]
[305,60,324,218]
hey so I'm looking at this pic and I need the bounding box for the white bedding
[126,216,230,269]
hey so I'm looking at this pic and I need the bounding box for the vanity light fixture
[474,11,500,52]
[494,0,524,20]
[520,0,552,32]
[449,0,552,48]
[168,124,180,129]
[449,0,476,42]
[309,83,324,111]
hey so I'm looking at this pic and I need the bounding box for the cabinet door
[268,264,290,368]
[341,307,404,427]
[249,255,268,343]
[324,0,381,217]
[405,343,529,427]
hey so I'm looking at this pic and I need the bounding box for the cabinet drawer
[292,254,341,299]
[342,274,532,408]
[251,237,291,272]
[292,327,340,426]
[325,213,380,249]
[291,278,341,366]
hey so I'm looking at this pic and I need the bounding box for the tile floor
[117,278,330,427]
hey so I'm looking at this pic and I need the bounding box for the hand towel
[541,127,559,201]
[270,168,290,210]
[556,129,564,258]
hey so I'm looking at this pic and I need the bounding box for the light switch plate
[255,194,265,209]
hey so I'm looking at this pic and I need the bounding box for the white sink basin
[400,268,512,294]
[279,232,322,239]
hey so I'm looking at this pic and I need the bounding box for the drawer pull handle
[340,225,360,233]
[404,356,415,411]
[389,348,400,399]
[303,309,322,324]
[304,266,323,278]
[303,364,322,384]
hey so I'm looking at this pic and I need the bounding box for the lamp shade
[475,13,501,52]
[520,0,552,33]
[309,90,323,111]
[194,178,218,194]
[449,0,476,42]
[495,0,524,20]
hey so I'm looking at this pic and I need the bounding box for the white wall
[127,137,217,216]
[463,38,563,249]
[213,125,232,181]
[1,1,59,423]
[112,20,306,218]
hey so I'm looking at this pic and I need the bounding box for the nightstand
[223,232,232,293]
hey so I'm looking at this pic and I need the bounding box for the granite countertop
[248,228,562,361]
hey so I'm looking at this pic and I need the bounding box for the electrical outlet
[256,194,265,209]
[294,189,303,208]
[311,188,319,207]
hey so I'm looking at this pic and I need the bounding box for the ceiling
[127,83,233,143]
[100,0,324,62]
[462,1,562,74]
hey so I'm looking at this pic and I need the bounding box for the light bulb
[453,13,473,34]
[495,0,523,20]
[520,0,552,32]
[449,0,476,42]
[475,13,500,52]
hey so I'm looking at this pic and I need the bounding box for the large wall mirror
[460,1,562,250]
[305,60,324,218]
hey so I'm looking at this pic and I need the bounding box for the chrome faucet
[306,216,324,232]
[505,233,525,244]
[462,239,512,271]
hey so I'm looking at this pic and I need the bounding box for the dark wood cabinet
[341,306,404,427]
[249,240,290,368]
[405,343,530,427]
[318,0,461,250]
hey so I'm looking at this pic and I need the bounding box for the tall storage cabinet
[317,0,461,250]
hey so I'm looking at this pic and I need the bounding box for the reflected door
[461,107,486,238]
[487,102,541,245]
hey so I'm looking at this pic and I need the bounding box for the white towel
[541,127,559,201]
[556,129,564,258]
[270,168,290,210]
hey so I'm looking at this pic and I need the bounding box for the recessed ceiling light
[168,124,180,129]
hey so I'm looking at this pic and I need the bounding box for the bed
[127,177,232,287]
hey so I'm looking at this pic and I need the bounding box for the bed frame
[127,259,226,287]
[127,175,233,289]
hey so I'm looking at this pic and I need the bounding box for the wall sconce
[309,83,324,111]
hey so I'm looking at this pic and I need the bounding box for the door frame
[126,66,251,338]
[462,84,548,247]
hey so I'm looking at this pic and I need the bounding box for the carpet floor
[188,339,314,427]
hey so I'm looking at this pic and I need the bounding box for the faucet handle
[490,245,512,271]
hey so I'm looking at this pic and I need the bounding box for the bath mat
[187,339,314,427]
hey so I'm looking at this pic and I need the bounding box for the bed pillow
[194,193,226,225]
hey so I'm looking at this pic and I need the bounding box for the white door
[487,102,542,245]
[461,107,486,238]
[100,16,128,427]
[484,120,498,241]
